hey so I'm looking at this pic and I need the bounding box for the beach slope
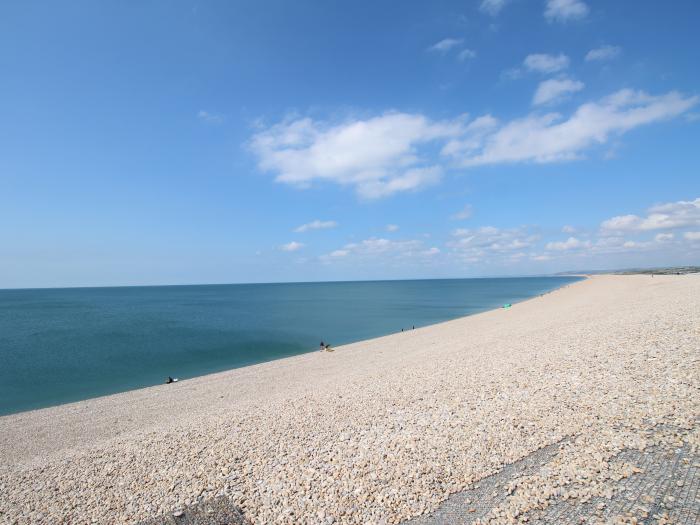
[0,275,698,524]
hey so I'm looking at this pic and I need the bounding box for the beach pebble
[0,275,698,525]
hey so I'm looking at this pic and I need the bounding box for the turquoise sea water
[0,277,581,415]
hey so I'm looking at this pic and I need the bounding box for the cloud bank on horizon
[316,197,700,269]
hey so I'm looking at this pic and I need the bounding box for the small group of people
[319,340,331,351]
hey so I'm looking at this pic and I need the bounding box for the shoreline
[0,276,586,464]
[0,275,583,420]
[1,274,697,525]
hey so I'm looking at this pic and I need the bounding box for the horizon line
[0,272,596,292]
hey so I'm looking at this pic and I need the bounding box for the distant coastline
[556,265,700,276]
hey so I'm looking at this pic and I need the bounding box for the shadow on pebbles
[137,497,250,525]
[407,423,699,525]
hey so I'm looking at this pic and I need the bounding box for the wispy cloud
[280,241,304,252]
[443,90,698,167]
[458,49,477,61]
[356,167,442,199]
[197,110,224,124]
[545,236,590,251]
[294,220,338,233]
[533,77,584,106]
[600,197,700,233]
[386,224,400,232]
[524,53,570,74]
[321,238,439,262]
[544,0,589,23]
[451,204,473,220]
[479,0,510,16]
[655,232,674,242]
[428,39,475,63]
[585,45,622,62]
[428,38,464,53]
[448,226,539,262]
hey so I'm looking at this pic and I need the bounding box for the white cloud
[197,110,223,124]
[540,230,680,258]
[451,204,474,220]
[544,0,589,22]
[280,241,304,252]
[438,197,700,265]
[590,236,642,254]
[480,0,509,15]
[501,67,524,81]
[356,166,442,199]
[448,226,539,262]
[249,112,463,199]
[562,225,576,233]
[386,224,400,232]
[533,77,584,106]
[321,237,437,263]
[440,115,499,158]
[601,197,700,233]
[524,53,570,74]
[251,91,697,197]
[294,220,338,233]
[428,38,464,53]
[545,236,590,251]
[458,49,477,61]
[444,90,698,167]
[585,45,622,62]
[600,215,641,231]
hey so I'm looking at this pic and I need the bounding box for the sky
[1,0,699,288]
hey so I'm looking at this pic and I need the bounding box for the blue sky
[1,0,699,288]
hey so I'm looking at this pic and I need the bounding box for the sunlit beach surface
[0,274,698,524]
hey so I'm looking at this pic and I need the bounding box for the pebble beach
[0,274,698,524]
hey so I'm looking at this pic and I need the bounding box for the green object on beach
[503,303,512,309]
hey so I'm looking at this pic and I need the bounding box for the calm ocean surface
[0,277,581,415]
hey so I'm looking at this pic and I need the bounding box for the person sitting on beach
[320,341,325,351]
[166,376,173,384]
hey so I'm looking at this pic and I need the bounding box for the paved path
[138,497,250,525]
[406,424,699,525]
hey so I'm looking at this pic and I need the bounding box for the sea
[0,276,582,415]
